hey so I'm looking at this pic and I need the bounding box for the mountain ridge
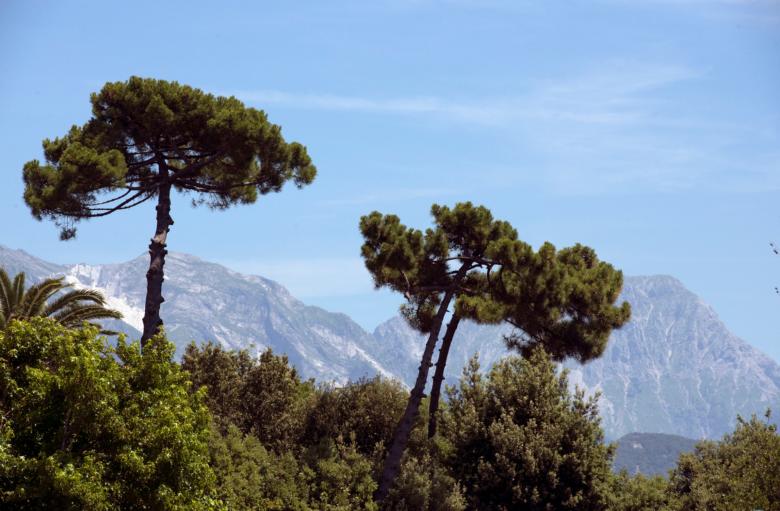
[1,244,778,440]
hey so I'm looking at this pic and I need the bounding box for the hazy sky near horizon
[1,1,779,360]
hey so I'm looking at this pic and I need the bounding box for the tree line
[1,319,777,509]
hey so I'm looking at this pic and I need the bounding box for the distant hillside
[613,432,698,475]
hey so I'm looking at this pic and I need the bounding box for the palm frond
[0,268,13,326]
[44,289,107,316]
[20,277,68,319]
[0,268,122,336]
[82,322,120,336]
[12,273,26,312]
[52,304,123,328]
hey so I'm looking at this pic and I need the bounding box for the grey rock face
[0,247,391,384]
[2,246,778,439]
[0,246,65,280]
[371,276,780,440]
[565,276,780,440]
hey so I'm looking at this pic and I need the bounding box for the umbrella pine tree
[22,77,316,345]
[360,202,630,502]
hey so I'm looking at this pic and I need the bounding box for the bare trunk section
[141,169,173,348]
[374,263,469,503]
[428,312,461,438]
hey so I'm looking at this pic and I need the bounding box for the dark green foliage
[185,343,400,509]
[22,76,316,344]
[208,424,309,510]
[22,76,316,235]
[443,349,615,510]
[360,201,630,500]
[182,341,254,431]
[303,438,379,511]
[613,433,697,476]
[0,319,217,510]
[303,377,408,456]
[0,268,121,333]
[242,349,316,453]
[208,424,379,510]
[608,472,673,511]
[182,342,314,453]
[493,242,631,362]
[382,453,467,511]
[667,411,780,511]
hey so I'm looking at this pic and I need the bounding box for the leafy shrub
[0,319,217,510]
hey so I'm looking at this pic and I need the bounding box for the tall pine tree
[360,202,630,502]
[23,77,316,345]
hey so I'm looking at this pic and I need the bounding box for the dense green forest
[1,319,778,510]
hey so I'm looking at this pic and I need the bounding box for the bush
[0,319,217,510]
[667,411,780,511]
[443,349,614,510]
[303,376,407,456]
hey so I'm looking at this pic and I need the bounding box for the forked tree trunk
[428,312,461,438]
[141,176,173,347]
[374,263,469,503]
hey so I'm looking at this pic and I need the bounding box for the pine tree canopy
[360,202,630,501]
[360,201,630,362]
[23,76,316,239]
[21,77,316,344]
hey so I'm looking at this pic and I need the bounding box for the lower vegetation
[1,319,777,510]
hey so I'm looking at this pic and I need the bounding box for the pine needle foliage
[22,77,316,345]
[359,202,630,501]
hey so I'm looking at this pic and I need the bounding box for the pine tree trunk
[428,312,461,438]
[141,175,173,347]
[374,263,469,503]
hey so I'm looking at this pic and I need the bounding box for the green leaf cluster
[182,342,315,452]
[0,318,217,510]
[382,452,467,511]
[303,376,409,456]
[208,424,378,511]
[608,472,673,511]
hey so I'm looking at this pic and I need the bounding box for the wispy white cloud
[233,63,698,127]
[236,90,507,124]
[234,62,778,196]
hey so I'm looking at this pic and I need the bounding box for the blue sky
[1,1,779,360]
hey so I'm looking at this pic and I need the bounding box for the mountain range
[1,245,778,441]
